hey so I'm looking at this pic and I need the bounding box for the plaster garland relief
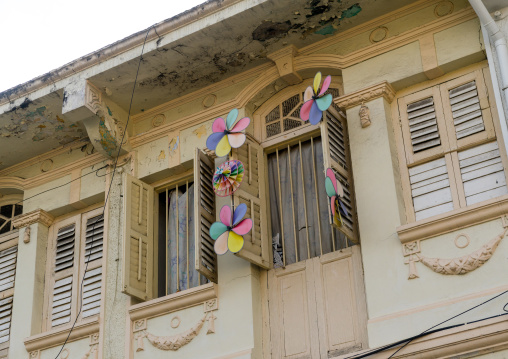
[402,216,508,279]
[133,299,218,353]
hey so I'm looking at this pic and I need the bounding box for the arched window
[0,199,22,235]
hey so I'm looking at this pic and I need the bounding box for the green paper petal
[210,222,228,240]
[325,176,336,197]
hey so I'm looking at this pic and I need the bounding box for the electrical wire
[52,24,157,359]
[344,289,508,359]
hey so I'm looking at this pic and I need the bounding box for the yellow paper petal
[215,135,232,157]
[228,231,244,253]
[313,72,322,94]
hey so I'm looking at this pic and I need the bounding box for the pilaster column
[10,209,54,358]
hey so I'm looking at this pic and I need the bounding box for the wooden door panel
[268,261,319,359]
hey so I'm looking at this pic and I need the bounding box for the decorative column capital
[12,209,54,229]
[334,81,396,110]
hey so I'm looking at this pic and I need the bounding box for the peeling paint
[157,150,166,161]
[193,125,207,138]
[168,136,179,157]
[341,4,362,19]
[98,117,118,156]
[252,21,292,41]
[315,24,337,35]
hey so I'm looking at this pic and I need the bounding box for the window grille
[0,205,22,235]
[158,182,208,297]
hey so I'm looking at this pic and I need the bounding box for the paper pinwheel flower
[206,108,250,157]
[209,203,252,255]
[325,168,348,227]
[213,160,244,197]
[300,72,333,125]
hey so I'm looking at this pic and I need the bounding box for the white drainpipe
[469,0,508,112]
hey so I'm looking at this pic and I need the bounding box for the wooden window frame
[42,205,104,332]
[255,81,359,266]
[0,231,18,355]
[393,63,508,224]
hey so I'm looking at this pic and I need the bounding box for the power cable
[53,24,157,358]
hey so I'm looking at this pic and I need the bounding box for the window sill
[397,195,508,243]
[24,317,99,352]
[129,282,218,321]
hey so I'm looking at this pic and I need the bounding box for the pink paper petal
[212,117,226,133]
[330,196,336,216]
[220,205,231,227]
[319,75,332,96]
[231,117,250,132]
[300,100,313,122]
[232,218,253,235]
[326,168,338,194]
[227,133,246,148]
[214,231,229,255]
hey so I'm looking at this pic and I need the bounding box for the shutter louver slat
[85,215,104,263]
[407,97,441,153]
[409,158,454,220]
[459,142,508,205]
[82,267,102,318]
[448,81,485,140]
[0,296,12,344]
[54,225,75,272]
[0,246,16,293]
[51,276,72,327]
[194,149,218,282]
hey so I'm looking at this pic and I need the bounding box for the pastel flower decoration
[209,204,253,255]
[213,160,244,197]
[325,168,348,226]
[206,108,250,157]
[300,72,333,125]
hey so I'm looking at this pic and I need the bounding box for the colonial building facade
[1,0,508,358]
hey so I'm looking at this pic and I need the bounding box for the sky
[0,0,206,93]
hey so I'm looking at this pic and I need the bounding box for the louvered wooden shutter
[0,296,12,345]
[81,214,103,318]
[458,142,508,206]
[122,173,154,301]
[0,246,16,292]
[406,97,441,153]
[320,109,356,241]
[50,224,77,327]
[409,157,454,221]
[231,136,271,269]
[194,148,218,283]
[448,81,485,139]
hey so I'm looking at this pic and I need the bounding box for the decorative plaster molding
[23,226,31,244]
[402,219,507,279]
[267,45,302,85]
[359,104,371,128]
[0,177,25,192]
[24,319,99,352]
[80,333,99,359]
[133,297,218,352]
[12,209,54,229]
[334,82,396,110]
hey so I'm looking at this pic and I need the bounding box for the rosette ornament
[206,108,250,157]
[213,160,244,197]
[300,72,333,125]
[325,168,348,227]
[209,203,253,255]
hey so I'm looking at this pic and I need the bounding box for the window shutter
[194,148,218,283]
[82,214,104,318]
[82,267,102,317]
[0,246,16,292]
[231,136,271,269]
[409,157,454,220]
[320,109,356,241]
[50,224,77,327]
[122,173,154,301]
[448,81,485,140]
[458,142,508,205]
[0,296,12,344]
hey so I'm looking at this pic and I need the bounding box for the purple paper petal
[206,132,225,151]
[309,101,323,125]
[232,203,247,226]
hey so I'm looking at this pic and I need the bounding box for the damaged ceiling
[0,0,421,171]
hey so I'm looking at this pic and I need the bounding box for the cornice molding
[0,177,25,192]
[12,209,54,228]
[335,81,396,110]
[24,319,99,352]
[397,195,508,243]
[129,282,218,321]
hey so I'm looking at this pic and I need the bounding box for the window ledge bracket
[397,195,508,243]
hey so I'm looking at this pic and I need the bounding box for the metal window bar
[268,136,350,266]
[160,182,207,297]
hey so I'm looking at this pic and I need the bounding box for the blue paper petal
[226,108,239,130]
[206,132,225,151]
[232,203,247,226]
[309,101,323,125]
[316,93,332,112]
[338,199,348,217]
